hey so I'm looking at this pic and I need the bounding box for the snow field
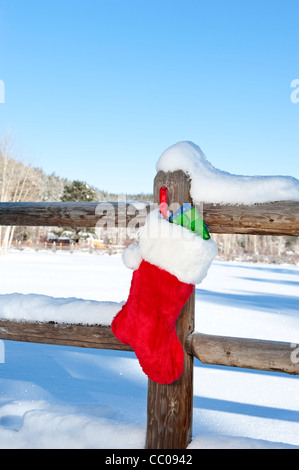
[0,250,298,448]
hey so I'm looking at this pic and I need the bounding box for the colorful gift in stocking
[111,209,218,384]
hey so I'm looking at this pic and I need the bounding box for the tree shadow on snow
[0,341,147,428]
[195,288,299,317]
[193,395,299,423]
[216,262,299,278]
[192,361,299,442]
[235,276,299,287]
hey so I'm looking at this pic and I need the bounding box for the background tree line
[0,134,152,253]
[1,134,298,262]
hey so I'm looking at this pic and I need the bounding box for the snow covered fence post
[145,170,195,450]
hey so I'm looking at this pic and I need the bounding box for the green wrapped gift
[168,202,210,240]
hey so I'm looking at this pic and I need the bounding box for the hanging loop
[159,186,168,219]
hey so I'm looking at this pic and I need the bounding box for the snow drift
[0,293,122,325]
[156,141,299,205]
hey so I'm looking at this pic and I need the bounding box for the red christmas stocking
[111,210,218,384]
[112,260,194,384]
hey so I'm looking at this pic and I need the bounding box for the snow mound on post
[0,293,123,325]
[156,141,299,205]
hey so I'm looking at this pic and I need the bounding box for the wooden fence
[0,169,299,449]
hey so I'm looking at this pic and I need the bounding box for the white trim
[123,210,217,285]
[122,242,142,271]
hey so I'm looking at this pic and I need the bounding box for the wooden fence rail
[185,332,299,376]
[0,201,151,228]
[0,320,297,376]
[1,196,299,236]
[0,169,299,449]
[0,320,133,351]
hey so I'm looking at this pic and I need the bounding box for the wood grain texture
[202,200,299,236]
[0,197,298,235]
[185,332,299,375]
[145,170,195,450]
[0,201,151,228]
[0,321,133,351]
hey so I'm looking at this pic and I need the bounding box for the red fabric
[111,260,194,384]
[159,186,168,219]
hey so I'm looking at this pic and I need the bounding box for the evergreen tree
[61,180,96,202]
[60,180,97,242]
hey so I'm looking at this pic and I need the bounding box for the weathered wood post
[145,170,195,449]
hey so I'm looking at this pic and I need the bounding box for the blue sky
[0,0,298,194]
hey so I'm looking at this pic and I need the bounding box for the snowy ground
[0,249,299,449]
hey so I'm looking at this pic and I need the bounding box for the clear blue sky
[0,0,298,194]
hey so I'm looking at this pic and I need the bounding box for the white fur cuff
[123,209,218,285]
[122,242,143,271]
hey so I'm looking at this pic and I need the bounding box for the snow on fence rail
[0,169,299,449]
